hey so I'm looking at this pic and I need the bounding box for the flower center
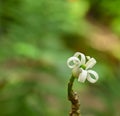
[80,65,86,70]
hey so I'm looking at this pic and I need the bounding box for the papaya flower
[67,52,99,83]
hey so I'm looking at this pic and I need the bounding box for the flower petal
[72,67,81,77]
[78,69,87,83]
[87,70,99,83]
[67,56,80,69]
[74,52,86,65]
[85,58,96,69]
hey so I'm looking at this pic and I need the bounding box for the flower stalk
[68,75,81,116]
[67,52,99,116]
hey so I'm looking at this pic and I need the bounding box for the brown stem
[68,75,81,116]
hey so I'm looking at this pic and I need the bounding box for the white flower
[67,52,99,83]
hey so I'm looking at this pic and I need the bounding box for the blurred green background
[0,0,120,116]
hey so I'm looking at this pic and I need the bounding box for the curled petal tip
[87,70,99,83]
[67,56,80,69]
[74,52,86,65]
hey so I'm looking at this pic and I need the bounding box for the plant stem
[68,75,81,116]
